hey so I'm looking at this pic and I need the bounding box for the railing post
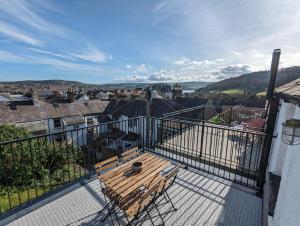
[257,49,281,194]
[199,111,205,159]
[146,87,152,149]
[229,107,233,125]
[200,120,205,159]
[257,99,279,194]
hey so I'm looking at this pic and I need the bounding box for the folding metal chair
[158,165,180,212]
[121,179,165,226]
[94,156,120,224]
[121,146,140,163]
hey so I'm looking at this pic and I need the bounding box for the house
[0,99,110,144]
[63,116,87,145]
[172,83,183,100]
[104,98,183,119]
[0,94,10,102]
[103,98,184,148]
[95,91,110,100]
[76,93,89,101]
[265,78,300,226]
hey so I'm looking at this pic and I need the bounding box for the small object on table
[160,165,175,176]
[132,162,143,172]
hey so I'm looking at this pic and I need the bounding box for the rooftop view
[0,1,300,226]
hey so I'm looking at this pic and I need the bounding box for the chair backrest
[94,156,119,175]
[138,180,160,211]
[160,166,179,192]
[125,180,161,218]
[121,146,139,162]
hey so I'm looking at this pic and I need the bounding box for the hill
[99,81,211,90]
[0,80,95,88]
[196,66,300,94]
[1,80,210,90]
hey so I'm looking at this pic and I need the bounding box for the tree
[0,125,83,192]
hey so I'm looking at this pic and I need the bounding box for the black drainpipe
[257,49,281,194]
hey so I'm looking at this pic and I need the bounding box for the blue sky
[0,0,299,84]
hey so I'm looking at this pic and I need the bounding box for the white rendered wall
[65,124,87,146]
[269,100,297,175]
[268,101,300,226]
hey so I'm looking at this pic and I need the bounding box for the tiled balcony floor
[2,168,262,226]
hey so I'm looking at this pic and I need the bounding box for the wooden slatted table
[99,153,172,199]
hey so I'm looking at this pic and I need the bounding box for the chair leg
[98,202,110,214]
[126,216,138,226]
[99,182,115,225]
[153,202,165,226]
[163,192,169,203]
[164,190,177,211]
[112,207,121,226]
[124,211,130,224]
[145,209,155,226]
[101,201,116,222]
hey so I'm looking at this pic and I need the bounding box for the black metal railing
[0,115,268,218]
[162,105,266,127]
[149,118,268,189]
[0,117,147,217]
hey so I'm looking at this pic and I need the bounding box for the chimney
[67,89,75,103]
[10,102,17,110]
[266,49,281,100]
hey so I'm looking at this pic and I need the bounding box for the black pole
[257,49,281,194]
[146,87,152,148]
[266,49,281,100]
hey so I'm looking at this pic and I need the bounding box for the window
[87,118,94,126]
[87,118,94,133]
[55,134,65,142]
[53,118,61,128]
[129,119,137,128]
[73,125,79,129]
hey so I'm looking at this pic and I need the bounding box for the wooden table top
[99,153,172,199]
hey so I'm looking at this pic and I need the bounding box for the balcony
[2,166,262,226]
[0,115,267,225]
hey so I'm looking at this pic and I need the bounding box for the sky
[0,0,300,84]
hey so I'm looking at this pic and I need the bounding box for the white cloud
[69,47,110,63]
[0,0,69,38]
[27,48,74,60]
[0,49,114,75]
[0,50,26,62]
[0,20,43,46]
[153,0,300,70]
[26,46,111,64]
[125,63,152,73]
[148,71,173,81]
[230,51,241,56]
[0,0,112,66]
[117,74,147,83]
[174,57,216,66]
[213,64,253,80]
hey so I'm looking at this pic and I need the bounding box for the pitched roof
[0,100,109,124]
[275,78,300,103]
[63,116,85,126]
[97,114,111,123]
[101,130,126,140]
[104,98,183,118]
[122,131,140,141]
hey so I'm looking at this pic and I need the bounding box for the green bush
[209,115,223,124]
[0,125,83,191]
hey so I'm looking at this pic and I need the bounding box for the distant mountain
[196,66,300,94]
[1,80,211,90]
[1,80,94,87]
[100,81,211,90]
